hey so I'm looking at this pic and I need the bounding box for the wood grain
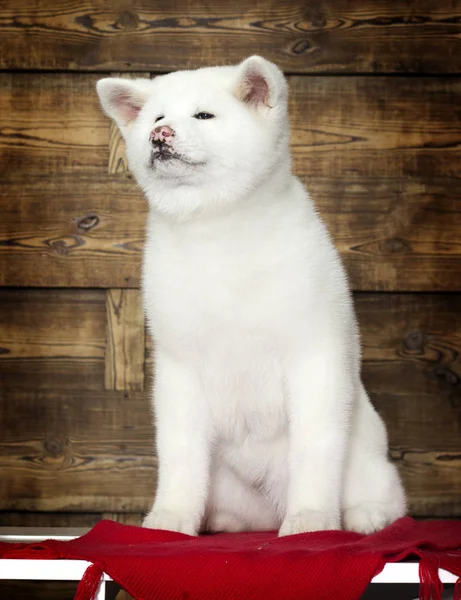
[102,512,142,525]
[0,175,146,288]
[0,289,106,391]
[310,177,461,292]
[356,293,461,516]
[105,289,145,391]
[0,73,106,175]
[109,121,129,175]
[0,512,102,527]
[358,294,461,414]
[0,391,155,512]
[0,1,460,74]
[2,74,461,291]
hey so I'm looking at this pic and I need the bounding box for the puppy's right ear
[235,56,287,110]
[96,78,151,130]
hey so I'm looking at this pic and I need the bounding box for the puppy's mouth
[150,145,206,168]
[151,148,180,162]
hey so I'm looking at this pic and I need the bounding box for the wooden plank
[101,513,142,526]
[0,1,460,74]
[1,174,460,292]
[289,76,461,180]
[356,293,461,516]
[391,449,461,518]
[0,512,102,528]
[0,289,105,359]
[0,581,77,600]
[0,73,107,176]
[105,289,145,391]
[0,175,145,288]
[0,391,155,512]
[310,177,461,292]
[0,289,106,391]
[1,74,461,290]
[358,294,461,415]
[3,72,461,179]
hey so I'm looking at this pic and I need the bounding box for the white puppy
[97,56,406,536]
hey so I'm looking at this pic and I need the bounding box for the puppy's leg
[143,351,210,536]
[279,348,352,536]
[342,383,406,534]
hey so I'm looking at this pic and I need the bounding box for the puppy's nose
[150,125,175,143]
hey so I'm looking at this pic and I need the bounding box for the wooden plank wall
[0,1,460,531]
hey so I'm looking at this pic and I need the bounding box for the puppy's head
[97,56,289,218]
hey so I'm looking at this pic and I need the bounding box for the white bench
[0,528,457,599]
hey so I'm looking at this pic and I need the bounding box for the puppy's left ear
[235,56,288,109]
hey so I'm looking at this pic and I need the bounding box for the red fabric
[1,517,461,600]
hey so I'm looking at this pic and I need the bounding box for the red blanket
[1,517,460,600]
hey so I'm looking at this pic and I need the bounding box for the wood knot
[291,38,312,55]
[383,237,411,254]
[43,438,64,457]
[434,366,459,386]
[51,240,69,256]
[47,235,84,256]
[75,14,95,30]
[404,331,425,352]
[77,214,99,231]
[117,10,139,30]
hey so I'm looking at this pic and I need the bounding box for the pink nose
[150,125,175,142]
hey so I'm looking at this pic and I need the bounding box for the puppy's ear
[235,56,287,109]
[96,78,151,129]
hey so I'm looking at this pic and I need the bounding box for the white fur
[97,56,406,536]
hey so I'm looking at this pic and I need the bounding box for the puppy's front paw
[143,508,198,536]
[279,510,340,536]
[343,502,400,535]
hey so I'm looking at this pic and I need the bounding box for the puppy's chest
[144,239,292,349]
[144,233,291,438]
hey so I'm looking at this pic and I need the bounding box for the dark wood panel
[2,175,460,292]
[0,73,107,175]
[0,289,106,391]
[0,511,101,527]
[0,1,460,73]
[357,293,461,516]
[1,359,104,392]
[1,75,461,291]
[358,293,461,418]
[290,76,461,180]
[0,175,145,288]
[0,582,77,600]
[3,74,461,178]
[0,511,142,527]
[310,177,461,292]
[0,391,155,512]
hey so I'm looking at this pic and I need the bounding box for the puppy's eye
[194,112,215,120]
[155,116,164,123]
